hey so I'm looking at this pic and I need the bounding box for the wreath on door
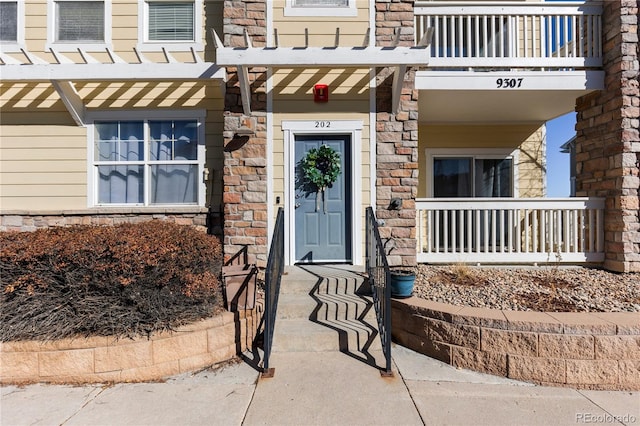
[301,145,341,213]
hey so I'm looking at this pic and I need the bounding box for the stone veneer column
[223,0,269,266]
[375,0,418,266]
[575,0,639,272]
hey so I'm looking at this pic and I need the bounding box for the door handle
[295,203,301,209]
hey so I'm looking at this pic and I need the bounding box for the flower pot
[389,271,415,298]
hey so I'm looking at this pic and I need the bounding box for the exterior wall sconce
[235,125,255,137]
[388,198,402,210]
[234,116,256,138]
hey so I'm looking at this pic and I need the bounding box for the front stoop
[271,266,386,367]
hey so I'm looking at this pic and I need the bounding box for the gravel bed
[412,265,640,312]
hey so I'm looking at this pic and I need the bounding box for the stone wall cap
[393,297,638,335]
[0,207,209,216]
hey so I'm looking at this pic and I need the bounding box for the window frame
[86,109,206,208]
[284,0,357,17]
[0,0,25,52]
[426,148,519,198]
[137,0,204,52]
[46,0,112,52]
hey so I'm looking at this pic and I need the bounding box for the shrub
[0,221,224,341]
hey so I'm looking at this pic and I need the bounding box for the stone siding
[223,0,269,267]
[0,209,215,234]
[392,298,640,390]
[0,307,262,385]
[375,0,419,266]
[574,0,640,272]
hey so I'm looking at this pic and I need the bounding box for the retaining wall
[391,297,640,390]
[0,306,262,385]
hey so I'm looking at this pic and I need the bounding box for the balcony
[414,1,603,69]
[413,1,604,124]
[416,198,605,264]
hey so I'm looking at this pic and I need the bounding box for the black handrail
[365,207,393,376]
[262,207,284,377]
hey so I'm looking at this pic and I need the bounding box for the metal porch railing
[414,1,603,69]
[365,207,393,377]
[262,207,285,377]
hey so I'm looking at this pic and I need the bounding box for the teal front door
[294,135,351,263]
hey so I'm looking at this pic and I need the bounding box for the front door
[294,135,351,263]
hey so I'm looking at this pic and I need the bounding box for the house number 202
[315,121,331,128]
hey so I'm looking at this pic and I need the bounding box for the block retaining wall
[0,306,262,385]
[391,297,639,390]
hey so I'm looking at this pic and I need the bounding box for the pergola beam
[391,65,407,115]
[51,80,85,126]
[0,62,225,82]
[238,65,252,115]
[1,47,226,126]
[215,46,429,68]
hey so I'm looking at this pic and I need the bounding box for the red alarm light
[314,84,329,102]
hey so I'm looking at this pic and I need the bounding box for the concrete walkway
[2,346,638,426]
[2,265,638,425]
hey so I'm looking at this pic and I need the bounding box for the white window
[47,0,112,51]
[0,0,24,51]
[88,111,206,206]
[284,0,356,17]
[294,0,348,6]
[138,0,203,51]
[427,149,518,198]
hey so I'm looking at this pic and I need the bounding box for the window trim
[86,109,206,208]
[46,0,112,52]
[284,0,357,17]
[426,148,519,198]
[137,0,203,52]
[0,0,25,52]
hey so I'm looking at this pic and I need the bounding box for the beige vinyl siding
[0,105,87,210]
[272,0,369,47]
[0,81,225,212]
[518,126,545,198]
[21,0,220,56]
[418,123,546,198]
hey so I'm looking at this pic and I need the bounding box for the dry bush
[0,221,223,341]
[437,263,485,286]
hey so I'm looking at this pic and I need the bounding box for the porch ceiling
[416,70,604,124]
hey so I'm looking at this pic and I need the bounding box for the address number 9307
[496,78,523,88]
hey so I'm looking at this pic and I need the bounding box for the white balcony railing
[416,198,605,264]
[414,1,603,69]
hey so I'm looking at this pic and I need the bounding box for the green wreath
[301,145,341,191]
[301,145,341,212]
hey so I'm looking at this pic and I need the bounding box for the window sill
[0,43,25,53]
[136,42,204,52]
[283,6,357,17]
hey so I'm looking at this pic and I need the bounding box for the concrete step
[279,266,368,295]
[276,293,377,322]
[278,276,369,296]
[271,266,380,355]
[272,317,380,353]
